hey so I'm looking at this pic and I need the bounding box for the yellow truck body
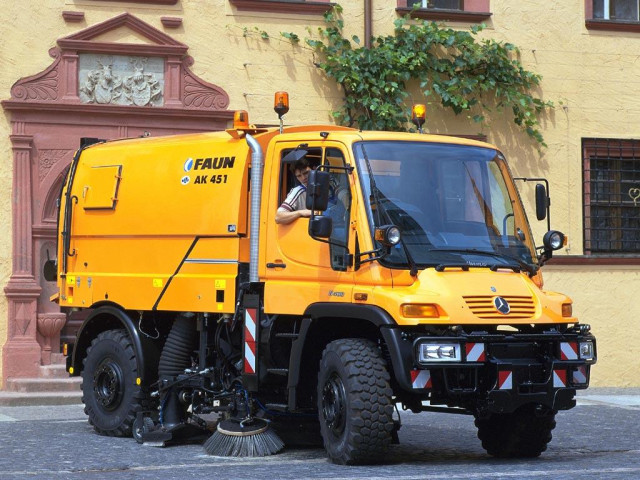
[53,118,596,464]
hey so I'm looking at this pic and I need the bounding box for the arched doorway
[1,13,233,381]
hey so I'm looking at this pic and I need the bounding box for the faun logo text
[194,157,236,170]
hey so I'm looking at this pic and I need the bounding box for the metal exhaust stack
[245,133,262,283]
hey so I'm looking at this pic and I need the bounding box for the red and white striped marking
[553,369,567,387]
[466,343,486,362]
[498,370,512,390]
[410,369,432,389]
[573,366,588,384]
[560,342,578,360]
[244,308,257,374]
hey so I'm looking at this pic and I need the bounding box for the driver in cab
[275,157,313,225]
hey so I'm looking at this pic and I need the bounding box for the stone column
[2,132,42,378]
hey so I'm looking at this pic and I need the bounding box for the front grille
[463,295,536,319]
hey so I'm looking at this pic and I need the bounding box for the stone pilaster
[2,133,42,378]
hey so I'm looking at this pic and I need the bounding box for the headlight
[374,225,401,246]
[579,341,595,361]
[543,230,566,251]
[417,343,461,363]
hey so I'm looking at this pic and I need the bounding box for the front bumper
[381,326,597,414]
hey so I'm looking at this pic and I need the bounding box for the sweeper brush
[203,417,284,457]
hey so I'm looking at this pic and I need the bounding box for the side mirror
[306,170,330,212]
[309,215,332,238]
[535,183,548,221]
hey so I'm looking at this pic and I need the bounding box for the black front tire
[317,338,394,465]
[475,403,557,458]
[81,329,148,437]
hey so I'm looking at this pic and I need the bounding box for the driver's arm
[275,207,312,225]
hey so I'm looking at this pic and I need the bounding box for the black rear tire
[81,329,148,437]
[317,338,394,465]
[475,403,556,458]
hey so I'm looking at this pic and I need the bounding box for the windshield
[355,141,537,271]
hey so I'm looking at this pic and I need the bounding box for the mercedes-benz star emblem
[493,296,511,315]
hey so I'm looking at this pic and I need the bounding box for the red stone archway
[1,13,234,381]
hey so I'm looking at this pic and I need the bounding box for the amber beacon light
[412,104,426,133]
[233,110,250,130]
[274,91,289,133]
[274,91,289,118]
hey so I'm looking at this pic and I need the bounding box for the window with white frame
[593,0,639,21]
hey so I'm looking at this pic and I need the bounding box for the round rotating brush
[203,417,284,457]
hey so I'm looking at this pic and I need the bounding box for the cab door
[261,141,355,314]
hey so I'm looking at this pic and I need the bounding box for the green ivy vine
[275,5,552,146]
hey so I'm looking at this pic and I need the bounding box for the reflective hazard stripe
[466,343,486,362]
[573,366,588,384]
[244,308,257,374]
[560,342,578,360]
[553,369,567,387]
[410,369,432,389]
[498,371,512,390]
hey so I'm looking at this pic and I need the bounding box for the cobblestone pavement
[0,388,639,480]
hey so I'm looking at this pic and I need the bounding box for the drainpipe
[245,133,262,283]
[365,0,372,48]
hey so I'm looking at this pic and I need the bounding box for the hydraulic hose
[158,315,198,428]
[158,315,198,379]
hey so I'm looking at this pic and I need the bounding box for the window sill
[230,0,334,15]
[586,19,640,32]
[396,8,491,22]
[547,255,640,266]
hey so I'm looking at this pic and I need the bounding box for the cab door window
[323,147,351,271]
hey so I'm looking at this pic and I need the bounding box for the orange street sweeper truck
[49,94,596,464]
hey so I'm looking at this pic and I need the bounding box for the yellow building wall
[0,0,637,386]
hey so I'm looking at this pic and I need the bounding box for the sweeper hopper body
[51,106,597,464]
[57,131,252,313]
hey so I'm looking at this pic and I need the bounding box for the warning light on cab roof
[412,104,426,133]
[274,91,289,118]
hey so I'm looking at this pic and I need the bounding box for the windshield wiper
[435,248,538,275]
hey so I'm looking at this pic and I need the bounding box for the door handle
[266,262,287,269]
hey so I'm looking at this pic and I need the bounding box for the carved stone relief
[38,149,71,183]
[79,54,164,106]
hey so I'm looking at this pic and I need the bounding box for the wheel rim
[93,358,124,411]
[322,372,347,436]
